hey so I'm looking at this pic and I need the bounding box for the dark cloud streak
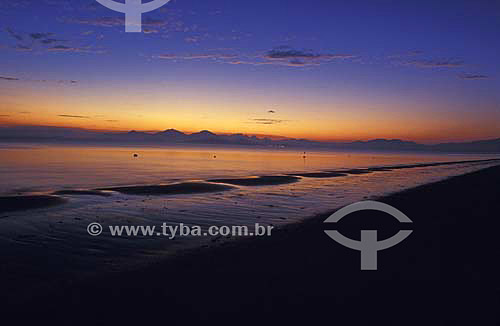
[58,115,90,119]
[459,73,489,80]
[405,59,464,68]
[155,46,355,68]
[30,32,53,40]
[0,76,20,81]
[250,118,288,125]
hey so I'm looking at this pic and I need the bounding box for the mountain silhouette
[0,126,499,153]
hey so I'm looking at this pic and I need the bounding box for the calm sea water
[1,144,499,296]
[0,144,496,195]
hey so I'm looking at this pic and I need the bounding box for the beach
[5,163,499,325]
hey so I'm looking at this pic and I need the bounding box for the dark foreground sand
[0,195,67,213]
[4,165,500,325]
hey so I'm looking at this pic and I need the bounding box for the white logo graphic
[324,201,413,270]
[95,0,171,32]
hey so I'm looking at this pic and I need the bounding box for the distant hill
[0,125,499,153]
[429,138,500,153]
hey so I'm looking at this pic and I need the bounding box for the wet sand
[0,195,67,213]
[8,164,500,324]
[52,190,112,197]
[99,182,235,195]
[288,172,348,178]
[208,175,300,186]
[340,168,374,174]
[4,158,497,201]
[366,167,393,171]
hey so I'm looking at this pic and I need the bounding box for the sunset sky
[0,0,499,143]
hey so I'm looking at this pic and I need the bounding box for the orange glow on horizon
[1,83,499,144]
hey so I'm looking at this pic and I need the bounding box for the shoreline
[7,164,500,324]
[1,157,498,205]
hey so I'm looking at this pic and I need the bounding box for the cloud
[73,17,124,27]
[14,45,32,52]
[285,59,320,67]
[229,59,320,67]
[30,33,54,40]
[40,38,67,44]
[155,53,238,61]
[265,47,325,60]
[6,28,23,41]
[105,120,119,122]
[459,73,489,80]
[143,29,158,34]
[5,28,96,54]
[405,59,464,68]
[0,76,20,81]
[155,46,355,68]
[6,29,58,47]
[0,115,10,117]
[250,118,288,125]
[262,46,355,66]
[184,36,200,43]
[141,18,168,27]
[58,115,90,119]
[48,45,104,54]
[56,80,78,84]
[74,17,167,28]
[1,74,78,84]
[49,45,79,52]
[388,50,423,59]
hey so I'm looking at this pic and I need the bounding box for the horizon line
[1,123,499,145]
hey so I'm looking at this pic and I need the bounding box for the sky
[0,0,499,143]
